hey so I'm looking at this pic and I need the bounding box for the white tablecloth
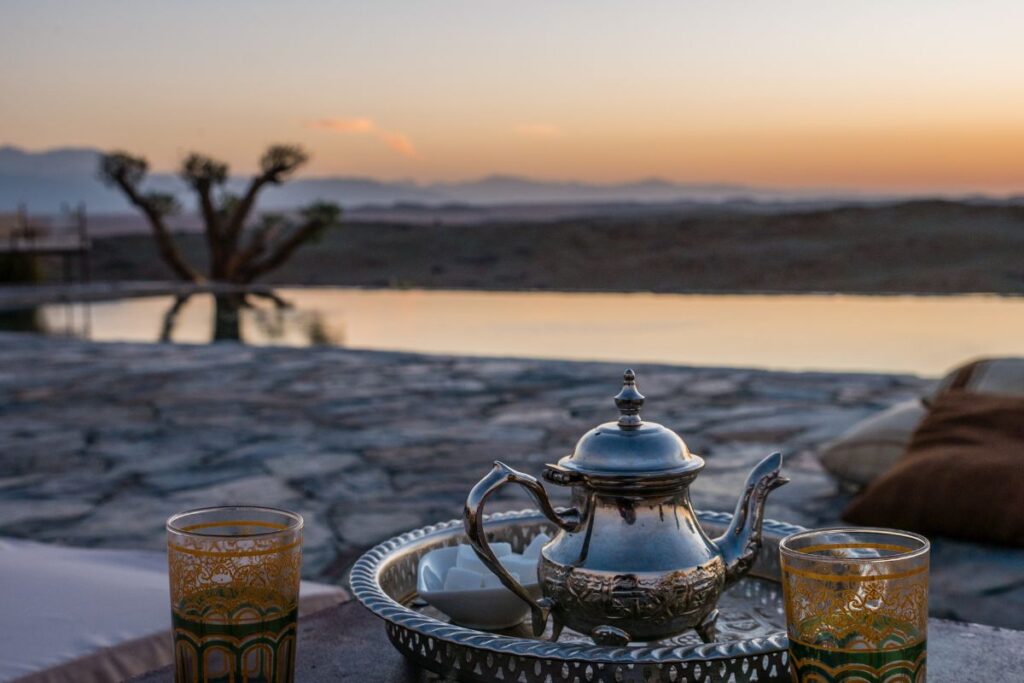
[0,537,346,682]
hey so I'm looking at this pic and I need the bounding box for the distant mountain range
[1,144,904,215]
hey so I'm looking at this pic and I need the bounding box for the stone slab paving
[0,333,1022,629]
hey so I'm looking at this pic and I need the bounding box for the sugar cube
[421,563,444,591]
[481,571,519,589]
[500,556,538,583]
[443,566,484,591]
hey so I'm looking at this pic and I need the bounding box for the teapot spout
[714,452,789,587]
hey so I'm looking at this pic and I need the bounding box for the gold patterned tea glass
[780,528,929,682]
[167,506,303,683]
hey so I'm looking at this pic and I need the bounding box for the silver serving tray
[351,509,805,682]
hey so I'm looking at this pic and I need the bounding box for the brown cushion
[817,357,1024,492]
[933,357,1024,397]
[843,390,1024,546]
[817,399,927,490]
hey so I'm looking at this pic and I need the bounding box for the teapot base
[585,610,720,647]
[590,625,632,647]
[539,553,726,644]
[695,608,720,644]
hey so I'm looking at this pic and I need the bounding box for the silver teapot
[464,370,788,645]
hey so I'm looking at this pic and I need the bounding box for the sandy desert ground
[79,200,1024,295]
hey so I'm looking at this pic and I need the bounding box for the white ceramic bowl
[416,538,546,630]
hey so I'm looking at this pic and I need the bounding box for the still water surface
[40,288,1024,375]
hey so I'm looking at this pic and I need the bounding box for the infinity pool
[38,288,1024,375]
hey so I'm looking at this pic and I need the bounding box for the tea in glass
[167,506,303,683]
[780,528,929,682]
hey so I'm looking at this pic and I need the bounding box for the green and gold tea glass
[780,528,929,682]
[167,506,303,683]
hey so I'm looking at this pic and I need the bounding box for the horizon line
[2,143,1023,199]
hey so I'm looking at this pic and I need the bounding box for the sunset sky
[3,1,1024,192]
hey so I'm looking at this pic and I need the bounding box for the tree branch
[197,181,225,276]
[194,182,219,238]
[238,203,340,282]
[223,176,269,248]
[181,154,229,278]
[223,145,309,249]
[110,176,204,283]
[228,214,286,276]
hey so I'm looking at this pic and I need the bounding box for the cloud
[514,123,561,138]
[378,130,418,158]
[307,117,419,158]
[311,117,376,134]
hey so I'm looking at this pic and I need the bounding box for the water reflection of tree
[159,293,342,347]
[159,294,191,342]
[304,313,341,346]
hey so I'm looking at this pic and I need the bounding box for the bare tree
[99,145,341,340]
[99,145,340,285]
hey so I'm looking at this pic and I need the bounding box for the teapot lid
[548,370,704,486]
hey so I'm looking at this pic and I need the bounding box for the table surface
[131,600,1024,683]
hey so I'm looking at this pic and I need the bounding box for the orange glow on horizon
[3,1,1024,194]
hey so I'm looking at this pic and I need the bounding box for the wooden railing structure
[0,203,92,335]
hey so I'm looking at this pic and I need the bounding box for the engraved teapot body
[464,370,788,645]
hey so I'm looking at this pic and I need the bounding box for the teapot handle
[463,461,583,637]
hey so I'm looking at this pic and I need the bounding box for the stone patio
[0,332,1022,629]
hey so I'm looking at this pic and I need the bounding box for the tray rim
[351,508,806,665]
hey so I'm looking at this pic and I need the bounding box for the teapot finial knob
[614,369,645,429]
